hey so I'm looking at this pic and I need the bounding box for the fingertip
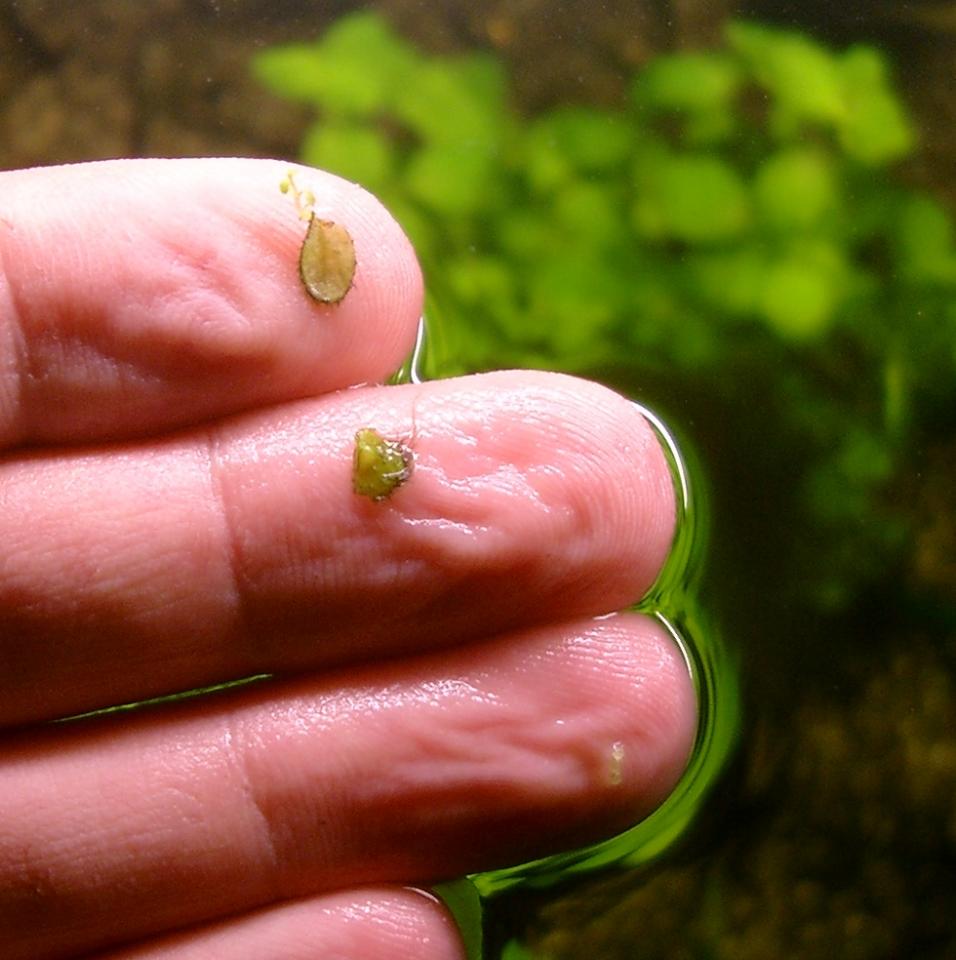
[87,887,465,960]
[603,613,698,807]
[0,158,424,446]
[260,159,425,386]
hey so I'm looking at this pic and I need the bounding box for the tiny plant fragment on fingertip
[352,427,413,501]
[299,214,356,303]
[279,169,356,304]
[279,169,315,221]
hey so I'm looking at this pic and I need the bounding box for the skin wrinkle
[249,376,665,654]
[366,624,674,813]
[219,710,286,904]
[13,202,130,436]
[0,228,27,448]
[230,673,493,888]
[361,622,691,872]
[204,424,254,675]
[224,684,380,896]
[145,223,280,371]
[399,385,607,545]
[0,441,236,719]
[395,694,597,798]
[220,383,562,640]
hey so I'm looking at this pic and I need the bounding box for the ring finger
[0,613,696,960]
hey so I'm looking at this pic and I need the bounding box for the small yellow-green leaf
[352,428,413,500]
[754,147,837,231]
[837,46,914,165]
[634,52,742,115]
[758,249,843,341]
[299,216,356,304]
[633,152,751,244]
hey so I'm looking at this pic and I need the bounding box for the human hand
[0,159,697,960]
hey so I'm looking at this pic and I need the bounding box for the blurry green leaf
[300,120,395,191]
[404,144,497,218]
[683,106,738,146]
[526,255,628,357]
[758,244,847,341]
[498,209,556,259]
[634,52,742,115]
[802,422,904,609]
[689,246,767,315]
[633,53,741,145]
[759,262,835,340]
[522,121,575,194]
[727,20,845,127]
[552,181,626,248]
[253,44,331,104]
[894,194,956,284]
[446,254,516,307]
[754,147,837,232]
[627,271,720,367]
[526,106,633,175]
[627,266,681,343]
[633,152,751,243]
[807,426,895,522]
[727,21,914,165]
[837,426,895,485]
[837,46,914,165]
[252,11,417,116]
[394,55,507,147]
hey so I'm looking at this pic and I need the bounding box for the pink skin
[91,889,466,960]
[0,158,420,445]
[0,371,675,725]
[0,160,698,960]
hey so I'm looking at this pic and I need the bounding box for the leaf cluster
[254,13,956,611]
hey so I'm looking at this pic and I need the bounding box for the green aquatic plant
[254,13,956,611]
[351,427,413,501]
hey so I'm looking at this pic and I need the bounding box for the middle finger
[0,370,675,727]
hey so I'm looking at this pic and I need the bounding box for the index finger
[0,158,423,449]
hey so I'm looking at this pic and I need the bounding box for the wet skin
[0,158,697,960]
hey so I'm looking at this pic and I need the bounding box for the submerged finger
[0,371,676,726]
[0,614,697,960]
[0,158,422,448]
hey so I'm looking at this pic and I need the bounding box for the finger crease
[0,227,30,448]
[204,426,254,669]
[222,710,287,902]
